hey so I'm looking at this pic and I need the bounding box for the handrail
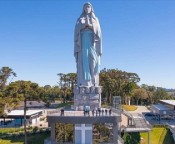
[122,110,133,118]
[47,109,120,117]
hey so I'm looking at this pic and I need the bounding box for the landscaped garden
[0,124,174,144]
[0,127,50,144]
[123,125,174,144]
[122,105,137,111]
[140,126,174,144]
[0,132,50,144]
[56,101,73,108]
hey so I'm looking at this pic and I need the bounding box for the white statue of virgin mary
[74,2,102,87]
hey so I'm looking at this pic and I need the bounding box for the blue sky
[0,0,174,88]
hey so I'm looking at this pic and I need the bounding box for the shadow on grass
[57,102,73,109]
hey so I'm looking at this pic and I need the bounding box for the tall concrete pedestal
[74,86,102,110]
[74,86,101,143]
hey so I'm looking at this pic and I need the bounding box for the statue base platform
[74,86,102,110]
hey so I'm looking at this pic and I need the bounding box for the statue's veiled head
[82,2,94,15]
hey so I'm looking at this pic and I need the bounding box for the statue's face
[84,4,91,14]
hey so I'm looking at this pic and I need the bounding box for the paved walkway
[121,106,150,127]
[128,106,151,114]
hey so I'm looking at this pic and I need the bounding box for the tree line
[0,66,174,116]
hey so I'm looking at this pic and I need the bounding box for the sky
[0,0,175,89]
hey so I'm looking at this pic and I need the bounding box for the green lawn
[0,128,24,134]
[0,132,50,144]
[140,127,174,144]
[56,102,73,108]
[122,105,137,111]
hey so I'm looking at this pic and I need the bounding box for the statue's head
[83,2,94,15]
[79,2,96,20]
[83,2,92,14]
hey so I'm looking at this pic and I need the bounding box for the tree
[100,68,140,105]
[133,88,148,105]
[57,73,77,103]
[140,84,174,105]
[55,123,74,142]
[0,78,20,116]
[52,86,61,100]
[0,67,17,115]
[0,66,16,89]
[123,132,140,144]
[7,80,39,144]
[153,87,172,103]
[94,124,110,141]
[141,84,156,104]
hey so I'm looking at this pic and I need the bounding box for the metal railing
[47,109,118,117]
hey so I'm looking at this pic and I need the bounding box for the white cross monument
[75,124,92,144]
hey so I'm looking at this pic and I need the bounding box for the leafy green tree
[123,132,140,144]
[57,73,76,103]
[94,124,110,140]
[141,84,156,104]
[55,123,74,142]
[141,84,174,105]
[38,85,61,107]
[52,86,61,100]
[6,80,39,144]
[0,67,17,115]
[0,66,16,89]
[100,68,140,105]
[153,87,171,103]
[133,88,148,105]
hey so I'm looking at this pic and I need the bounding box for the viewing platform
[47,108,122,144]
[47,109,121,124]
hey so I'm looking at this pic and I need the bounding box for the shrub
[123,132,140,144]
[33,126,39,133]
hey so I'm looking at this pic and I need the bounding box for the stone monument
[46,3,121,144]
[74,2,102,111]
[74,2,102,144]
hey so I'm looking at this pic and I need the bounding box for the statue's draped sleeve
[93,18,102,57]
[74,19,82,62]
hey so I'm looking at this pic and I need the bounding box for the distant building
[151,100,175,121]
[0,109,43,126]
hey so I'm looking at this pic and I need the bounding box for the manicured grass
[0,132,50,144]
[56,102,73,108]
[122,105,137,111]
[140,127,174,144]
[0,128,24,134]
[101,104,110,108]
